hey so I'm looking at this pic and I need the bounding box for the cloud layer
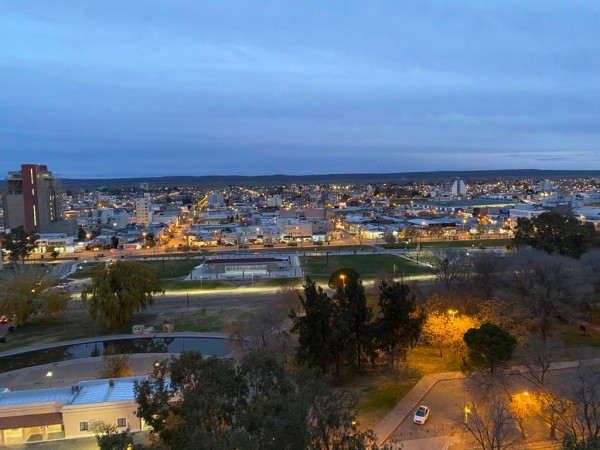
[1,1,599,177]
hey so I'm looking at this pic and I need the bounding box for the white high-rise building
[207,192,225,207]
[451,178,467,197]
[538,179,553,193]
[135,194,152,225]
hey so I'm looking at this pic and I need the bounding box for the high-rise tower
[3,164,63,233]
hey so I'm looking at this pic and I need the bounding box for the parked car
[0,315,14,324]
[413,405,430,425]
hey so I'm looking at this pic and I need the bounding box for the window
[79,421,89,432]
[117,418,127,428]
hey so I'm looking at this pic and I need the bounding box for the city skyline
[2,1,600,178]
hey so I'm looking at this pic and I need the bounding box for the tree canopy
[464,323,517,372]
[1,226,39,264]
[372,279,424,363]
[514,212,597,258]
[82,261,163,328]
[292,273,424,377]
[0,266,70,326]
[291,278,335,372]
[134,351,384,450]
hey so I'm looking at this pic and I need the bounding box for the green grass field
[383,238,513,250]
[302,254,427,281]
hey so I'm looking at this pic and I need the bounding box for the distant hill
[1,169,600,190]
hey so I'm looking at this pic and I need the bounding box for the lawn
[347,371,418,429]
[302,254,427,282]
[383,238,512,250]
[167,307,258,333]
[68,262,103,279]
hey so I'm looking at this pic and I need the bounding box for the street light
[448,309,457,320]
[416,221,426,266]
[46,371,53,388]
[464,387,470,424]
[340,274,346,289]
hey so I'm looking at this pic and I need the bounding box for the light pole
[448,309,457,320]
[340,274,346,290]
[46,371,53,388]
[464,387,470,424]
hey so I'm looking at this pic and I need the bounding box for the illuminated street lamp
[448,309,458,320]
[46,371,53,388]
[416,221,426,266]
[340,274,346,289]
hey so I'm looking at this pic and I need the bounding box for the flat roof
[0,387,72,407]
[0,376,147,408]
[69,377,146,405]
[206,257,287,265]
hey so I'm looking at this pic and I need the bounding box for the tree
[82,261,164,328]
[509,391,537,440]
[514,212,597,258]
[77,226,87,242]
[90,421,134,450]
[1,226,39,264]
[228,303,293,363]
[562,435,600,450]
[291,278,335,373]
[372,280,424,365]
[134,351,386,450]
[0,266,69,326]
[276,286,303,315]
[135,351,248,449]
[429,248,470,289]
[334,269,372,371]
[470,252,502,300]
[475,298,532,345]
[462,398,518,450]
[499,250,592,340]
[556,366,600,444]
[99,354,134,379]
[422,311,479,358]
[463,323,517,372]
[521,335,561,386]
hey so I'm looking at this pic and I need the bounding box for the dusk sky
[2,1,600,178]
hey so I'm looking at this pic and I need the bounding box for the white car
[413,405,430,425]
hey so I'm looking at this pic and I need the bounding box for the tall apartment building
[135,193,152,225]
[451,178,467,197]
[3,164,63,233]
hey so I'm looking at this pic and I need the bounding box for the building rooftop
[69,377,146,405]
[0,387,73,406]
[0,376,147,407]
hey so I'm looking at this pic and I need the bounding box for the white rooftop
[0,387,73,406]
[0,376,147,408]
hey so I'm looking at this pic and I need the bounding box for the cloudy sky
[1,1,600,178]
